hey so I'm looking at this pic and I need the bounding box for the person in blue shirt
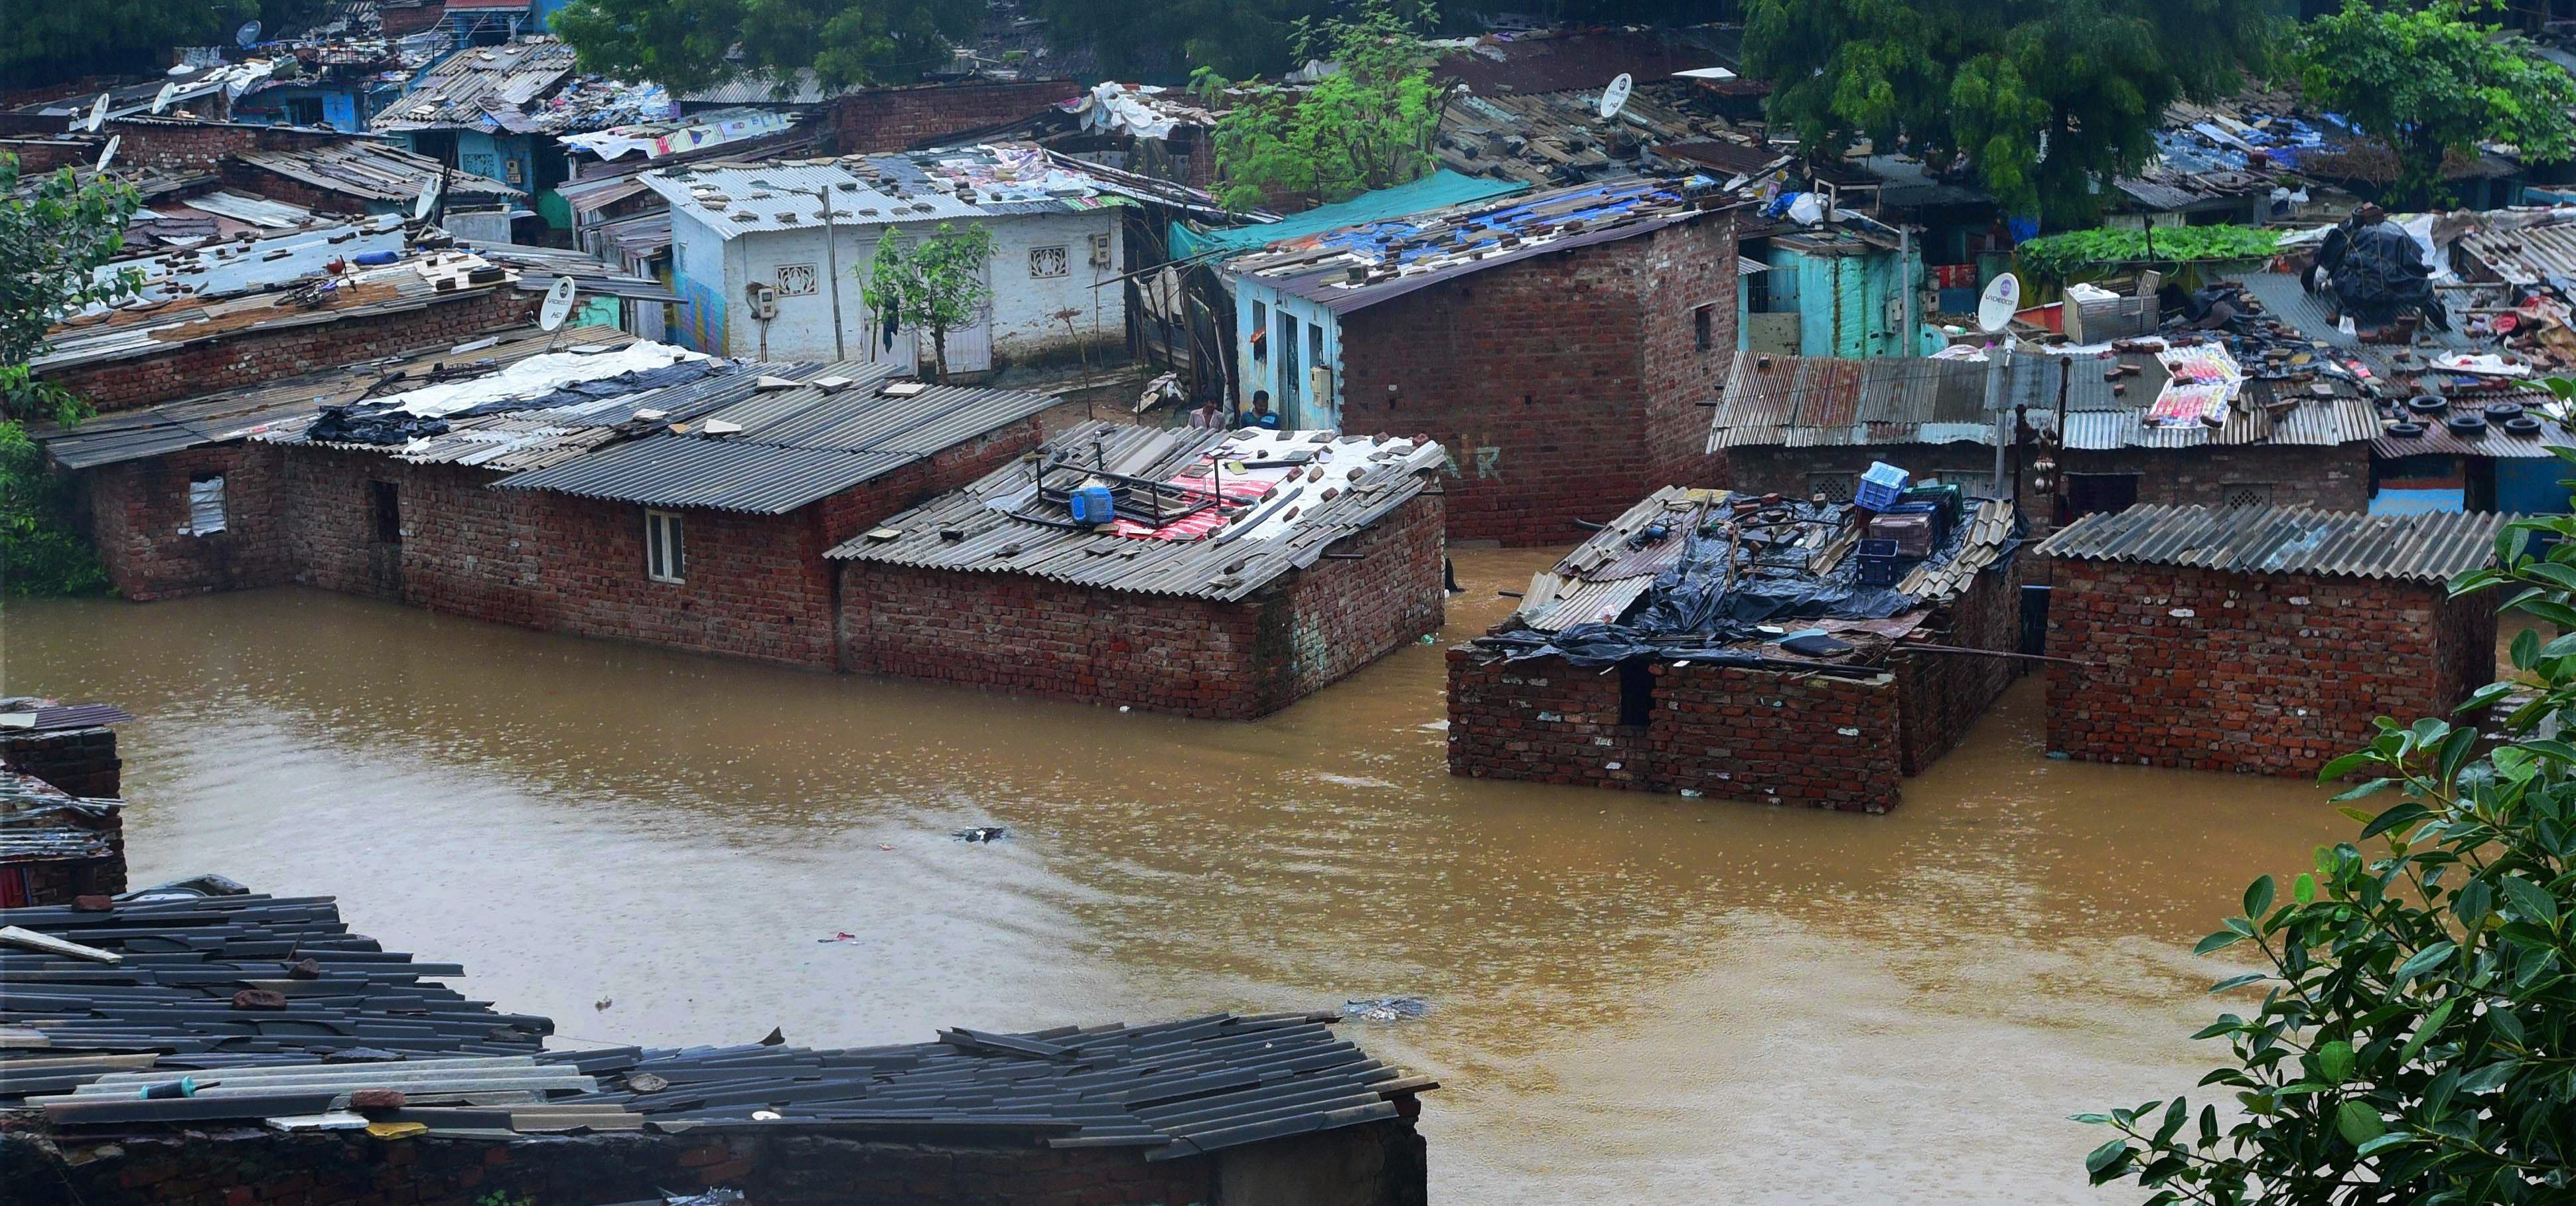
[1237,390,1281,429]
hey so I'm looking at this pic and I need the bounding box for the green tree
[551,0,979,94]
[2077,463,2576,1202]
[1745,0,2273,225]
[2293,0,2576,210]
[1,153,144,597]
[1194,0,1448,213]
[860,222,993,383]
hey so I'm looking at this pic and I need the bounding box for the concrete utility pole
[803,187,849,362]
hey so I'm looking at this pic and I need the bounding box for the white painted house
[644,145,1138,375]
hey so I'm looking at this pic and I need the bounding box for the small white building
[646,145,1137,376]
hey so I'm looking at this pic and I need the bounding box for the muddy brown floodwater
[0,546,2360,1203]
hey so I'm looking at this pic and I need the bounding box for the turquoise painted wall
[1762,245,1922,359]
[1230,275,1342,429]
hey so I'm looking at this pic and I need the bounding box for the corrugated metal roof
[37,327,632,470]
[829,422,1445,601]
[371,38,578,133]
[1434,29,1734,96]
[643,145,1144,240]
[492,364,1060,512]
[2230,271,2478,352]
[468,242,684,301]
[676,70,845,106]
[1228,177,1731,316]
[35,253,520,374]
[233,141,523,202]
[2033,504,2514,583]
[2459,220,2576,288]
[1711,352,2382,452]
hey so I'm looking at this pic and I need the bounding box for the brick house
[831,78,1084,153]
[1225,178,1743,545]
[1449,486,2025,812]
[1709,351,2380,526]
[2037,504,2506,777]
[0,702,130,908]
[51,336,1061,670]
[831,422,1449,718]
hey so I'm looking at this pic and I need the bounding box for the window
[2220,482,2274,508]
[2067,473,2141,518]
[645,508,685,583]
[185,475,226,536]
[1693,304,1715,351]
[372,481,401,544]
[1808,472,1857,504]
[774,262,819,297]
[1249,301,1269,360]
[1618,659,1657,727]
[1029,246,1070,278]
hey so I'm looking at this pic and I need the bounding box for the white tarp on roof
[337,341,707,419]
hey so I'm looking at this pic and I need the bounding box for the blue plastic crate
[1855,462,1911,511]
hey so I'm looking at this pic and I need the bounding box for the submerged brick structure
[1447,487,2024,812]
[2039,504,2506,777]
[835,423,1449,718]
[1228,180,1740,546]
[0,702,130,907]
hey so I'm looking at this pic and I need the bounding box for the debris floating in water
[955,826,1007,843]
[1340,996,1432,1023]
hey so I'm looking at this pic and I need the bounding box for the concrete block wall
[46,288,538,414]
[1332,214,1739,546]
[2042,560,2495,775]
[831,80,1084,153]
[840,491,1446,718]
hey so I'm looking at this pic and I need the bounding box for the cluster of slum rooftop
[12,7,2576,801]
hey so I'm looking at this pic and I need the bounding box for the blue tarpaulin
[1167,170,1534,262]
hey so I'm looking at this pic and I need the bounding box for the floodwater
[0,546,2360,1203]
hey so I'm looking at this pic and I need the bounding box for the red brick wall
[1333,214,1739,545]
[0,765,123,905]
[831,80,1084,153]
[217,159,374,214]
[1894,557,2023,774]
[380,0,447,36]
[76,443,295,600]
[2042,559,2495,775]
[1721,443,2370,529]
[0,1123,1418,1206]
[1445,651,1910,811]
[841,492,1445,717]
[96,118,340,173]
[0,726,124,799]
[0,138,95,171]
[47,287,538,414]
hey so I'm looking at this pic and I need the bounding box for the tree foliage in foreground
[2080,459,2576,1201]
[1745,0,2271,225]
[2291,0,2576,210]
[552,0,979,94]
[1,153,143,596]
[1194,0,1447,213]
[861,222,993,384]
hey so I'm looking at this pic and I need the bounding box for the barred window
[1029,246,1070,278]
[1808,472,1857,504]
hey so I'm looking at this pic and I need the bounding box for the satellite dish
[538,276,579,331]
[236,20,262,48]
[94,136,119,174]
[151,82,178,113]
[413,176,442,222]
[83,94,109,133]
[1598,72,1633,121]
[1976,272,2023,335]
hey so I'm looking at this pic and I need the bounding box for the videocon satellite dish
[236,20,262,48]
[94,135,119,174]
[1598,72,1633,121]
[538,276,579,332]
[151,82,178,113]
[83,94,109,133]
[1976,272,2023,335]
[413,175,441,221]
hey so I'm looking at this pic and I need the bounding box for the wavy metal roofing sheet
[2032,504,2514,583]
[494,435,912,513]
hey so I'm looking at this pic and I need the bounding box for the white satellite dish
[151,82,178,113]
[1976,272,2023,335]
[236,20,263,48]
[413,176,442,222]
[1598,72,1633,121]
[94,135,119,174]
[82,94,109,133]
[538,276,579,331]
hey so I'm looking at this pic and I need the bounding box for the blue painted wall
[1230,275,1342,429]
[2498,459,2570,515]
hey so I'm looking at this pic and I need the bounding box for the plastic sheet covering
[186,477,226,536]
[305,404,449,446]
[1477,502,2025,666]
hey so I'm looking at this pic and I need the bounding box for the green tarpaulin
[1167,171,1534,263]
